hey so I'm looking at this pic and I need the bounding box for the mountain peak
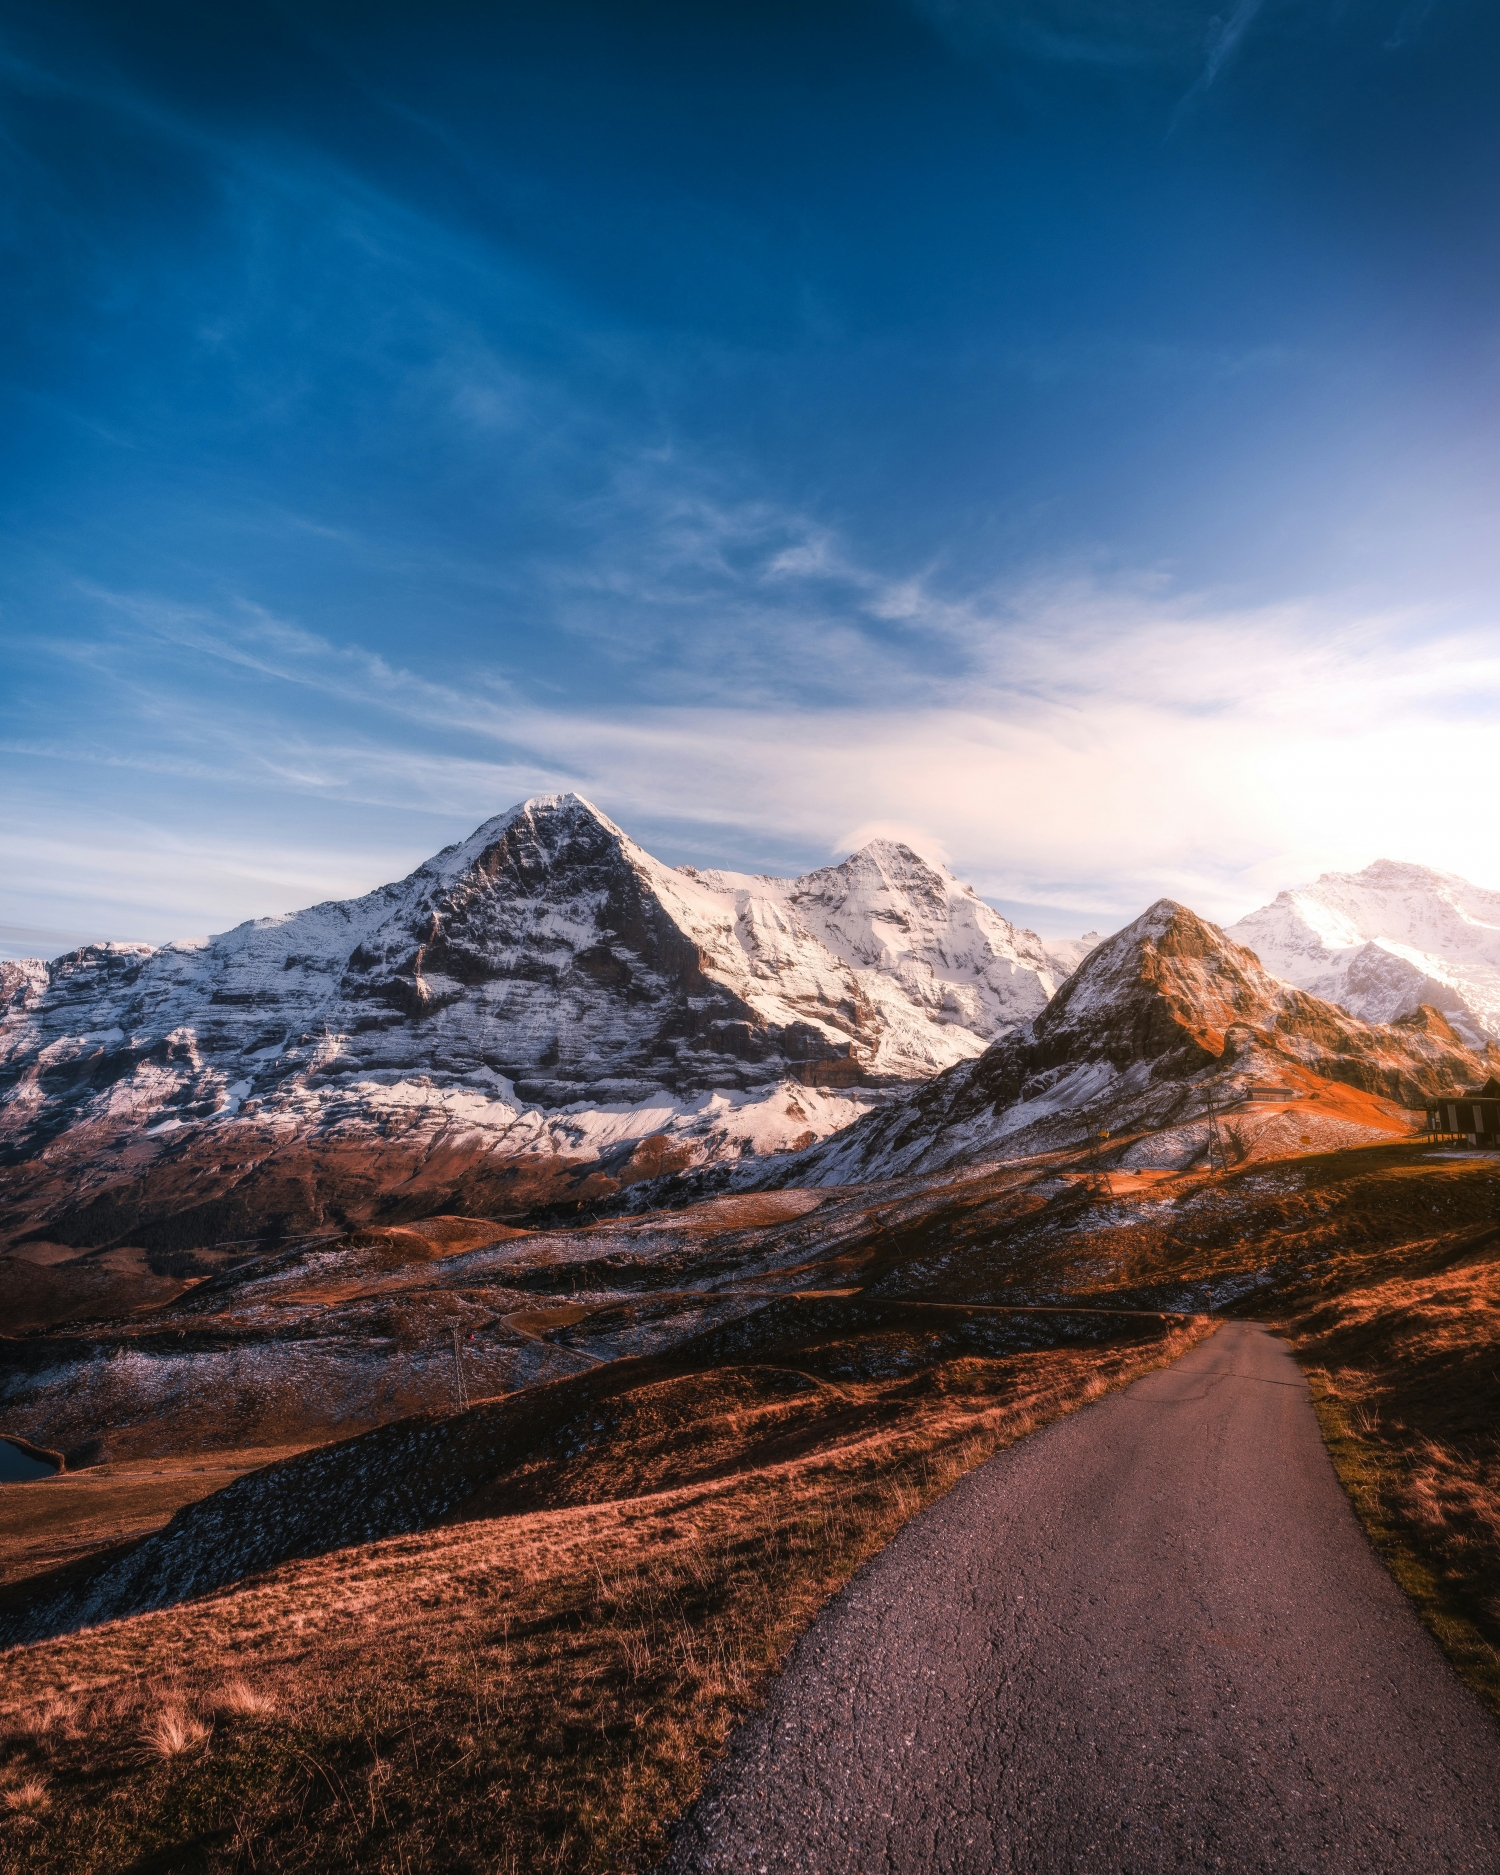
[1227,857,1500,1040]
[430,792,627,881]
[843,835,952,876]
[1031,899,1259,1076]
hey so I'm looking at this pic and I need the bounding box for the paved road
[663,1322,1500,1874]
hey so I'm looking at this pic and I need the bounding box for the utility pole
[451,1326,470,1412]
[1084,1116,1112,1198]
[1205,1090,1227,1174]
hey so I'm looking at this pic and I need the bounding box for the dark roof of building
[1428,1078,1500,1106]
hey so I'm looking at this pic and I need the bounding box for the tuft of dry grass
[29,1696,78,1739]
[138,1705,211,1761]
[0,1775,50,1817]
[214,1677,277,1718]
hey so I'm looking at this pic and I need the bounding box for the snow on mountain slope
[1226,860,1500,1042]
[781,899,1500,1186]
[685,839,1073,1078]
[0,795,1064,1250]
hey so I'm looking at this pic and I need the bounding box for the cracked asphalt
[662,1321,1500,1874]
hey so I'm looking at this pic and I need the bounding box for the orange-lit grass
[1287,1245,1500,1718]
[0,1323,1208,1873]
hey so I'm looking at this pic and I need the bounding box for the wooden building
[1425,1078,1500,1146]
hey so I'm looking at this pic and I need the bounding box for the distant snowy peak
[1040,931,1101,980]
[683,836,1070,1071]
[1227,859,1500,1041]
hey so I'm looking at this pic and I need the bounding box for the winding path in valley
[663,1322,1500,1874]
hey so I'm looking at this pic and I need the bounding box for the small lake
[0,1439,59,1482]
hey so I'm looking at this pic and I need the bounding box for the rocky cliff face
[790,900,1500,1184]
[1226,859,1500,1043]
[0,795,1070,1252]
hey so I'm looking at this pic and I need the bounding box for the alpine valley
[5,803,1500,1874]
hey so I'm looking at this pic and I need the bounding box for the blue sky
[3,0,1499,956]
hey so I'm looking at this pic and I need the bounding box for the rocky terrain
[782,898,1500,1186]
[1227,858,1500,1043]
[0,795,1080,1268]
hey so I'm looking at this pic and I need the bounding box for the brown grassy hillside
[1286,1219,1500,1713]
[0,1313,1205,1873]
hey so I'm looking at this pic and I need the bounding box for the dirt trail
[663,1321,1500,1874]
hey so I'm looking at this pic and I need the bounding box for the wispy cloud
[6,530,1498,944]
[910,2,1226,71]
[1170,0,1265,126]
[1202,0,1264,85]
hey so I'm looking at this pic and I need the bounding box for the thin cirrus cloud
[912,0,1265,74]
[4,518,1497,956]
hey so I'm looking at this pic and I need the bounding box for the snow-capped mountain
[0,794,1077,1251]
[683,843,1083,1073]
[789,899,1500,1185]
[1226,860,1500,1043]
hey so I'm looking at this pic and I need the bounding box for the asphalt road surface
[663,1321,1500,1874]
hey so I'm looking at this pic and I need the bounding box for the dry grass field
[0,1316,1206,1872]
[1282,1205,1500,1715]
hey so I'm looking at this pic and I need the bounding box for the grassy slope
[0,1318,1207,1872]
[0,1449,314,1611]
[1284,1226,1500,1717]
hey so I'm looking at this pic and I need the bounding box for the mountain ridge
[777,898,1500,1187]
[0,794,1079,1254]
[10,812,1500,1261]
